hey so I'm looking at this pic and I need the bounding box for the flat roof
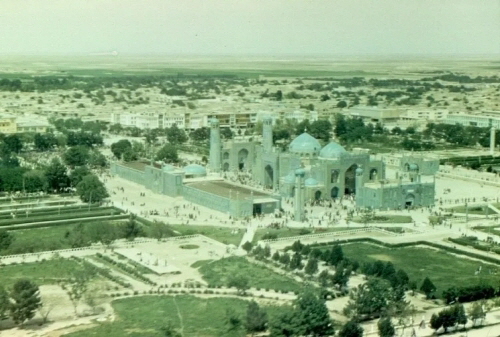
[186,181,272,200]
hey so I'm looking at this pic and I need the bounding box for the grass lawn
[253,226,353,243]
[449,204,499,215]
[65,295,285,337]
[169,225,244,246]
[339,242,500,296]
[0,258,93,288]
[199,256,303,293]
[351,215,413,224]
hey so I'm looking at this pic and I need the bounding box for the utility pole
[88,191,93,212]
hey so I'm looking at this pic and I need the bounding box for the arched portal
[222,162,229,172]
[264,165,274,189]
[344,164,358,195]
[331,187,339,198]
[315,190,322,201]
[330,170,339,183]
[223,152,229,160]
[369,168,378,181]
[404,163,410,172]
[238,149,249,170]
[405,193,415,208]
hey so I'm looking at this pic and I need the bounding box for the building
[348,106,403,124]
[215,116,438,210]
[0,114,50,134]
[443,113,500,128]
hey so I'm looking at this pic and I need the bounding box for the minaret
[263,116,273,153]
[294,168,306,222]
[209,118,221,172]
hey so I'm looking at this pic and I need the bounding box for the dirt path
[173,296,185,337]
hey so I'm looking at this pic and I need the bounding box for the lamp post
[88,190,93,212]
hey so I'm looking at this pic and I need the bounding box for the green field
[449,204,500,215]
[0,258,95,288]
[339,243,500,296]
[169,225,244,246]
[198,256,303,293]
[253,226,352,243]
[65,295,284,337]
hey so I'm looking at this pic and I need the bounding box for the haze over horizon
[0,0,499,57]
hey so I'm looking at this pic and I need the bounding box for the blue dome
[295,168,306,177]
[305,177,318,186]
[319,141,347,159]
[409,164,419,171]
[283,173,295,184]
[183,164,207,176]
[162,164,175,172]
[289,132,321,155]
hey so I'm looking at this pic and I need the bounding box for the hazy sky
[0,0,499,56]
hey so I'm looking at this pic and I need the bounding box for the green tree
[291,240,304,253]
[228,274,249,295]
[241,241,253,253]
[420,277,436,299]
[63,145,90,167]
[338,320,363,337]
[69,166,91,188]
[309,119,332,141]
[121,219,144,240]
[65,265,96,316]
[225,308,243,335]
[468,299,489,327]
[289,252,303,270]
[34,133,58,152]
[189,127,210,143]
[166,124,188,145]
[318,270,331,287]
[337,100,347,108]
[378,317,395,337]
[155,144,179,163]
[76,174,109,203]
[3,134,23,154]
[122,148,138,162]
[9,279,42,325]
[220,127,234,140]
[246,300,268,336]
[279,253,291,265]
[0,285,8,320]
[272,251,281,262]
[0,229,13,251]
[304,258,318,276]
[110,139,132,160]
[269,306,298,337]
[344,277,392,320]
[294,289,335,337]
[44,158,70,192]
[22,170,48,193]
[328,244,344,266]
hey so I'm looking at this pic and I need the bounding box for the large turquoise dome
[319,141,347,159]
[289,132,321,156]
[183,164,207,177]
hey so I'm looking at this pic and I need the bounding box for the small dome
[409,164,419,171]
[295,168,306,177]
[319,141,347,159]
[162,164,175,172]
[283,173,295,184]
[356,167,363,175]
[305,177,318,186]
[183,164,207,176]
[289,132,321,156]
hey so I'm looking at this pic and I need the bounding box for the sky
[0,0,499,56]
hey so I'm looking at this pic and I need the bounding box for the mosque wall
[162,173,183,197]
[182,185,231,214]
[357,182,435,209]
[111,163,145,185]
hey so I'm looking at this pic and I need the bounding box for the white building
[444,113,500,128]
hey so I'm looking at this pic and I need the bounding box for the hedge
[95,253,157,286]
[2,214,130,231]
[134,216,178,237]
[0,204,103,219]
[0,207,123,227]
[304,238,500,266]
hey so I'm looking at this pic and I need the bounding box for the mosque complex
[111,117,439,220]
